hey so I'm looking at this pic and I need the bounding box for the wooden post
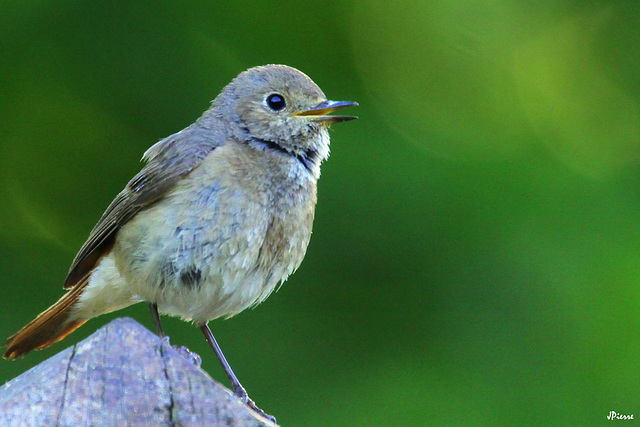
[0,318,277,426]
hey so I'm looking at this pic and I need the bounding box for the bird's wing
[63,124,221,289]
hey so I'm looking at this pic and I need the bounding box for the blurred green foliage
[1,1,639,425]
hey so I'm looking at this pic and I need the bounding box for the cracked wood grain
[0,318,276,427]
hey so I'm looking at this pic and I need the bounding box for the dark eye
[266,94,286,111]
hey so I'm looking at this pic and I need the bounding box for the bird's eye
[266,94,286,111]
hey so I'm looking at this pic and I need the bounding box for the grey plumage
[5,64,357,421]
[65,124,222,289]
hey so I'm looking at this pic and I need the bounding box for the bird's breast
[113,142,317,322]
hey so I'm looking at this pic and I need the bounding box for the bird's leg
[199,322,276,423]
[148,302,165,338]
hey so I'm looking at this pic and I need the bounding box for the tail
[4,279,89,359]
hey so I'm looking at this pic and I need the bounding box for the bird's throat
[250,137,319,174]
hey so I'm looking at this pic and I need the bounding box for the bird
[3,64,357,421]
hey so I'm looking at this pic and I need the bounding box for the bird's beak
[293,100,358,124]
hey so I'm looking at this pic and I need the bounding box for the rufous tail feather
[4,278,90,359]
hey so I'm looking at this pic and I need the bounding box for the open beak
[293,100,358,124]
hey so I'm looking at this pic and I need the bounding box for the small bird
[4,64,357,420]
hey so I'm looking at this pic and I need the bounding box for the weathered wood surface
[0,317,276,427]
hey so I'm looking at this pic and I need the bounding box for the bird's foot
[233,385,277,424]
[175,345,202,367]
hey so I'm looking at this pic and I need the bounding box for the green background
[1,1,639,425]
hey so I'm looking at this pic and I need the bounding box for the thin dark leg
[199,322,275,423]
[148,303,165,338]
